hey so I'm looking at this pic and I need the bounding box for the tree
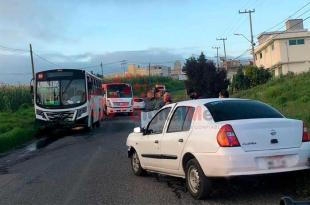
[244,65,271,87]
[183,52,229,98]
[231,68,250,91]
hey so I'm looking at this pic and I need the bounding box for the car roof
[175,98,250,107]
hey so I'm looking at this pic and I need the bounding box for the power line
[0,44,28,53]
[233,48,251,60]
[257,15,310,46]
[257,1,310,36]
[32,52,62,68]
[220,0,253,37]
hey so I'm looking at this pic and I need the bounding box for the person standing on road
[154,89,164,109]
[163,92,172,105]
[144,90,156,111]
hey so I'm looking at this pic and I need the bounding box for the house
[254,19,310,76]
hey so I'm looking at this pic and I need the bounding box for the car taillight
[302,123,310,142]
[217,124,240,147]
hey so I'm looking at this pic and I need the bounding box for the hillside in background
[233,72,310,125]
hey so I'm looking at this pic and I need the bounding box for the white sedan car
[126,98,310,199]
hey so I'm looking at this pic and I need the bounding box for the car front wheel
[185,159,211,200]
[131,151,146,176]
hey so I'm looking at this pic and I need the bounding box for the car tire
[185,159,212,200]
[131,151,146,176]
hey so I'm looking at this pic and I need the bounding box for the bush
[231,66,272,92]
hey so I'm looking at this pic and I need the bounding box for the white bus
[102,83,133,116]
[33,69,104,129]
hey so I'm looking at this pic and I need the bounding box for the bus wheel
[88,111,94,130]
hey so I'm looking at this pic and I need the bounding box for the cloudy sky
[0,0,309,83]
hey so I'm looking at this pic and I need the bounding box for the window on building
[289,39,305,46]
[297,39,305,44]
[259,52,263,59]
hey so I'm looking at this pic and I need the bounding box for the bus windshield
[107,84,132,98]
[36,79,86,107]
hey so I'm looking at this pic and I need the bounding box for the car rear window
[205,100,284,122]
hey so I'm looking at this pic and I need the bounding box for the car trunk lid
[223,118,303,152]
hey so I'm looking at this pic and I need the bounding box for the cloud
[0,0,77,45]
[0,48,186,84]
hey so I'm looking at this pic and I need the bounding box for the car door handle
[178,139,183,143]
[154,140,159,144]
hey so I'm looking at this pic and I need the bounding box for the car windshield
[36,79,86,107]
[107,84,132,98]
[205,100,284,122]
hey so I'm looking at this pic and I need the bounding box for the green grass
[170,89,188,102]
[233,72,310,126]
[0,105,37,153]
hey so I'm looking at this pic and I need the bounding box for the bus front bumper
[35,116,88,128]
[107,106,133,114]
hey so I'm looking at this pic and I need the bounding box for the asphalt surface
[0,115,306,205]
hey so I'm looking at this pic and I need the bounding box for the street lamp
[234,33,256,64]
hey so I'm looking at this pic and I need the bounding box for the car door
[161,106,195,170]
[138,107,172,169]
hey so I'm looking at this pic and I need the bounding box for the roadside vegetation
[0,85,32,112]
[233,72,310,126]
[0,85,37,153]
[183,52,229,98]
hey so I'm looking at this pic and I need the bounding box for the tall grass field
[0,85,36,153]
[0,85,32,112]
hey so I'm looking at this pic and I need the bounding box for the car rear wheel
[185,159,211,200]
[131,151,146,176]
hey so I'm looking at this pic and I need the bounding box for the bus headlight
[77,107,87,118]
[36,109,46,119]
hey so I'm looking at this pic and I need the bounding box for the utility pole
[239,9,255,64]
[120,60,127,77]
[148,63,151,90]
[216,37,227,69]
[100,62,103,79]
[212,46,220,68]
[29,44,35,79]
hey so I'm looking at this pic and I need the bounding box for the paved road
[0,115,304,205]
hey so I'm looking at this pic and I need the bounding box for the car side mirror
[133,127,141,133]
